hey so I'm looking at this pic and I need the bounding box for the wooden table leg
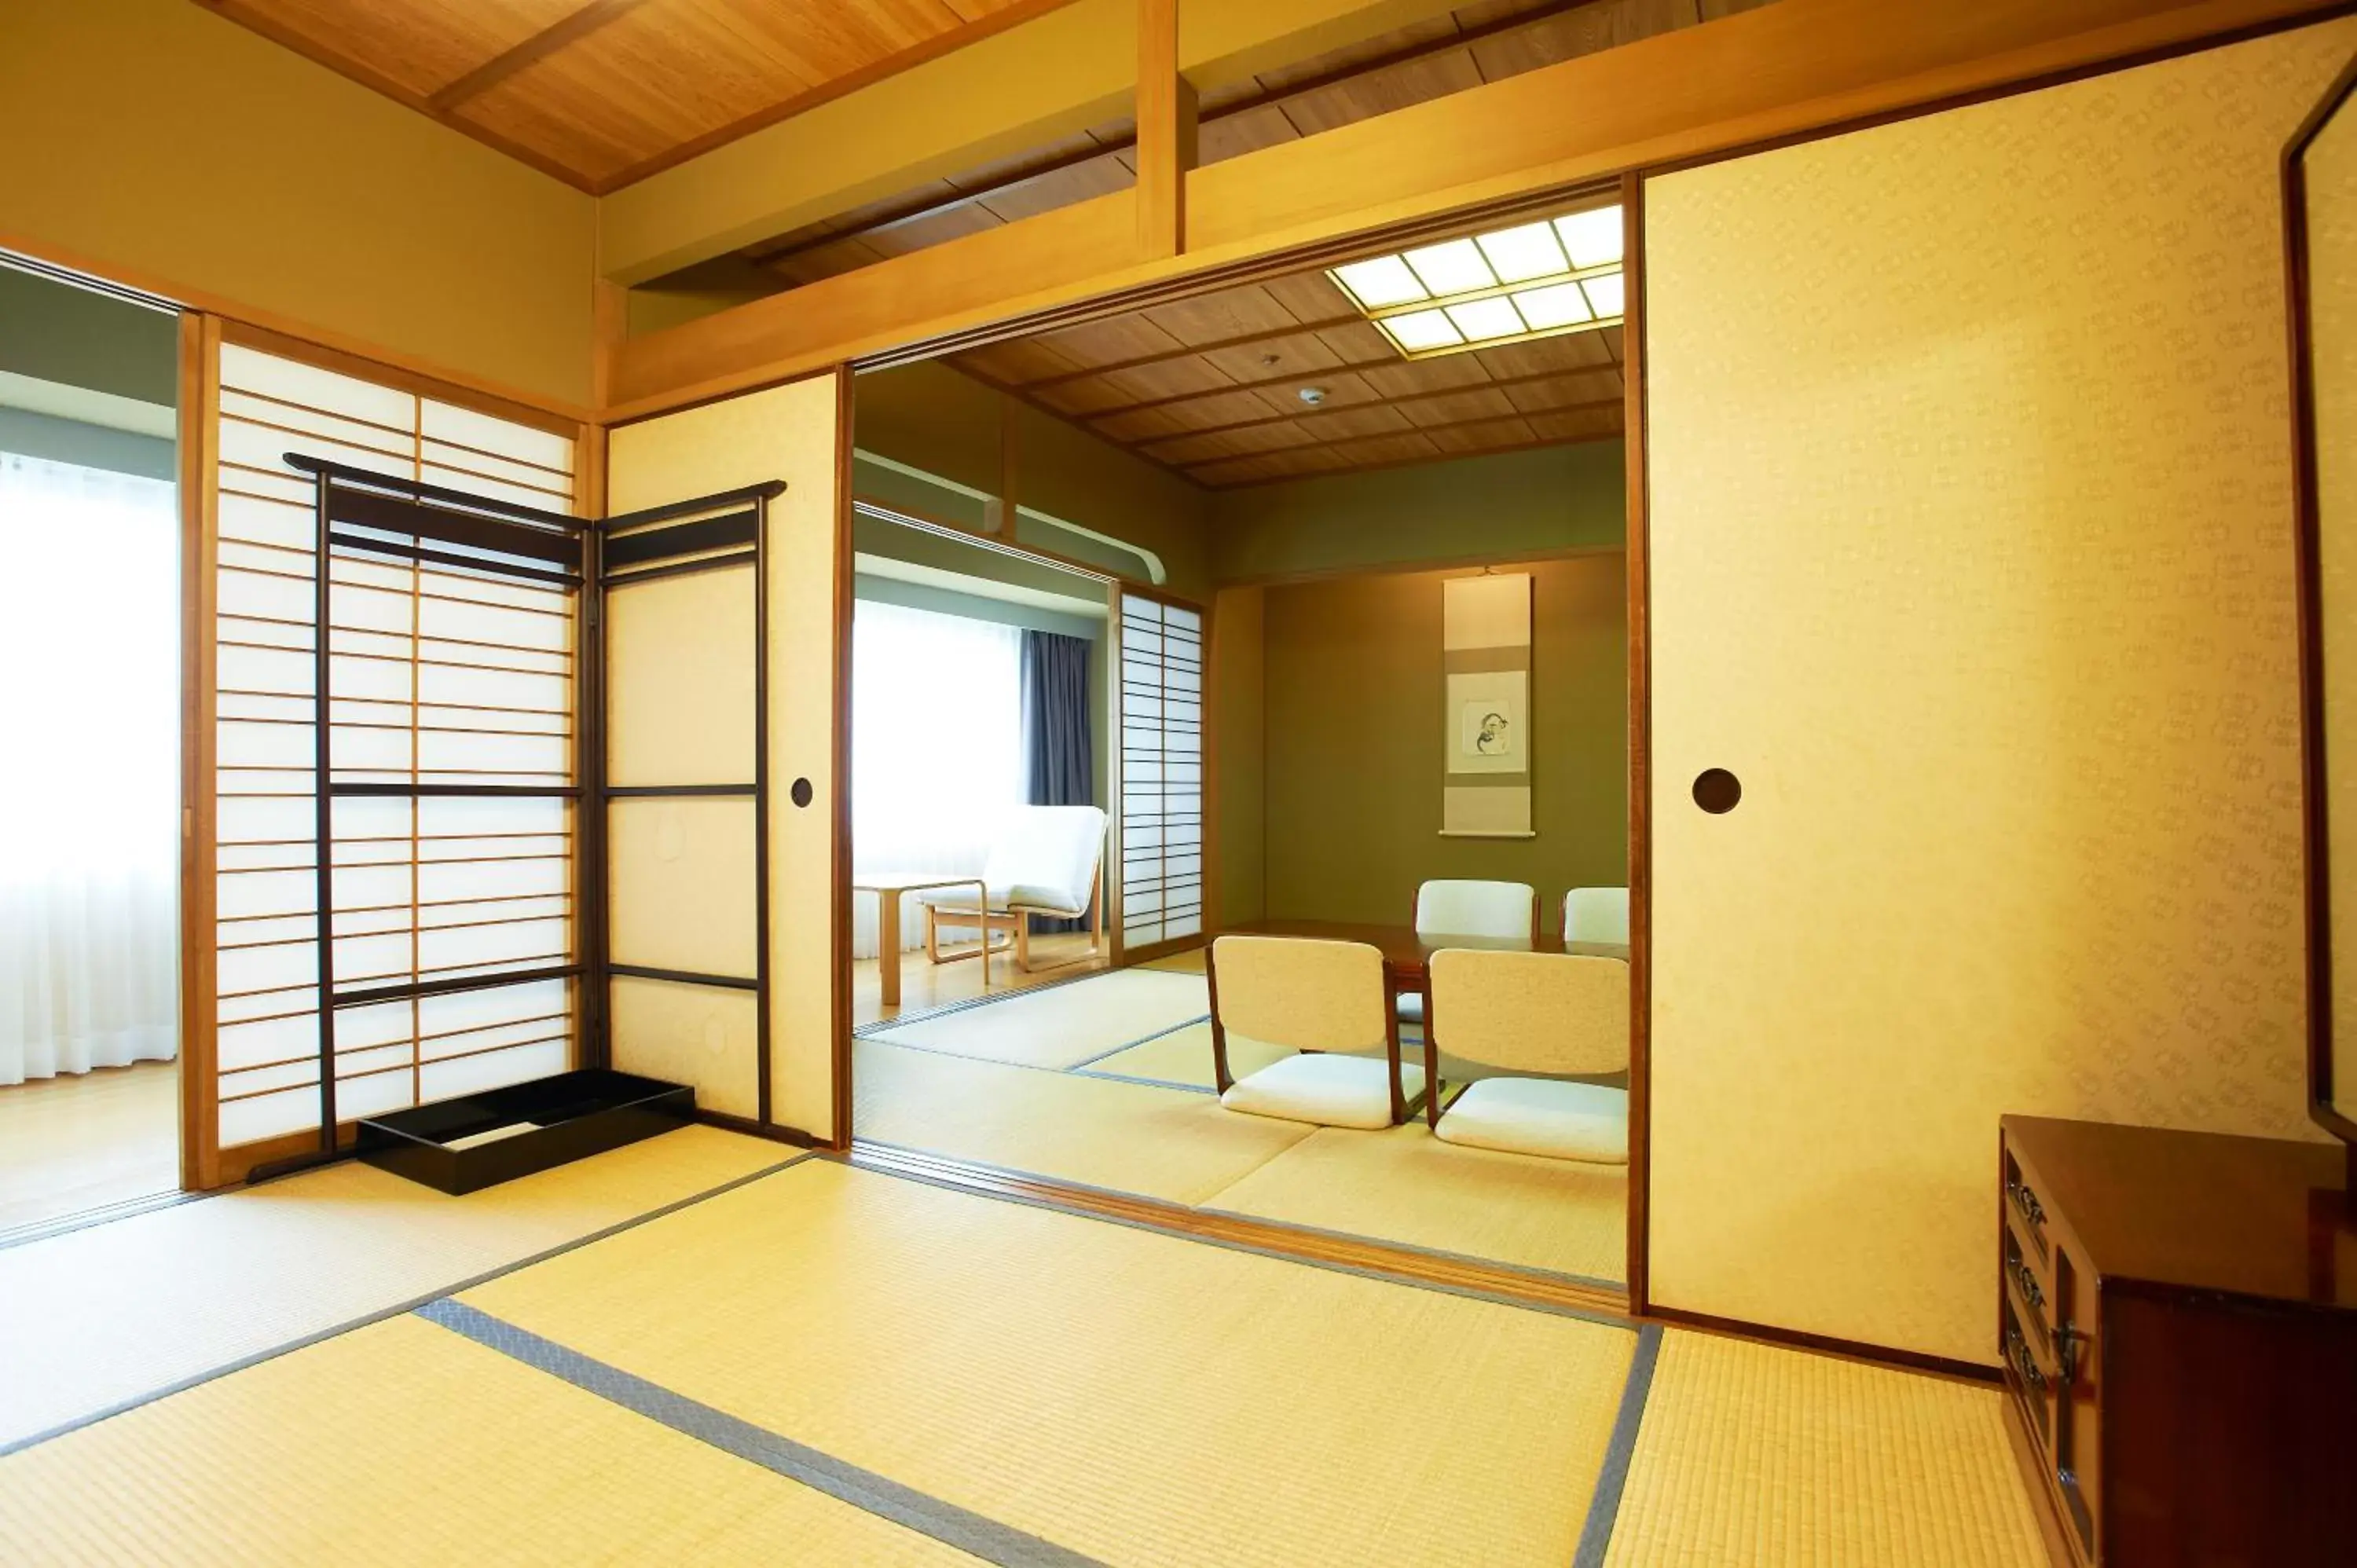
[877,889,903,1010]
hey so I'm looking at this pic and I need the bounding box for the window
[1118,594,1201,950]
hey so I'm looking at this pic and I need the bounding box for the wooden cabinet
[1999,1116,2357,1566]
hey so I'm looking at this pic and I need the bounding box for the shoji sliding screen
[209,340,580,1158]
[1118,592,1204,953]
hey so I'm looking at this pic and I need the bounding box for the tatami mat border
[419,1299,1107,1568]
[1571,1323,1662,1568]
[1189,1197,1627,1295]
[843,1145,1635,1328]
[854,962,1115,1036]
[0,1152,816,1459]
[1063,1014,1214,1073]
[0,1189,214,1253]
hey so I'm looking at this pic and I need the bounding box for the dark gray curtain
[1021,630,1094,929]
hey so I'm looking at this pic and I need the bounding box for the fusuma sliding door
[603,374,847,1145]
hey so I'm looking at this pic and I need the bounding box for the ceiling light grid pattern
[1330,205,1626,359]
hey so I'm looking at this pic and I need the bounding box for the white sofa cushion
[1220,1053,1422,1130]
[1435,1078,1627,1163]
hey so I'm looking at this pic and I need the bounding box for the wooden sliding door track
[844,1140,1631,1320]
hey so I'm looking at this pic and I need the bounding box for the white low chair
[921,804,1106,974]
[1397,879,1538,1028]
[1209,936,1422,1130]
[1562,886,1630,946]
[1424,947,1629,1163]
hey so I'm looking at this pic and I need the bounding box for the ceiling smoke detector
[1296,386,1328,407]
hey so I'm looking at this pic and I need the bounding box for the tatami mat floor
[0,1124,789,1451]
[858,965,1628,1285]
[0,1142,2044,1567]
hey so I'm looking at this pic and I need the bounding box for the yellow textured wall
[2308,80,2357,1123]
[0,0,596,408]
[1645,20,2354,1366]
[607,376,845,1141]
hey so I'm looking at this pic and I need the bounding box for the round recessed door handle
[790,777,815,808]
[1692,768,1741,814]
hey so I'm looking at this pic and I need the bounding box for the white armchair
[922,805,1106,973]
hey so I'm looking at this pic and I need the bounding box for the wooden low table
[1221,918,1626,1014]
[855,873,988,1010]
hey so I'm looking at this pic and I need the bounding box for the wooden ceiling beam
[1135,0,1197,259]
[1141,364,1623,452]
[749,0,1607,273]
[427,0,654,114]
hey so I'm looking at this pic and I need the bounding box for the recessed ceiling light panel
[1554,208,1624,270]
[1402,238,1496,297]
[1332,255,1428,310]
[1476,222,1568,284]
[1328,202,1626,360]
[1378,309,1464,353]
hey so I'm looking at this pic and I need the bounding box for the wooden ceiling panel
[1288,404,1417,443]
[1198,104,1303,167]
[1142,387,1298,434]
[974,154,1135,224]
[1148,423,1323,467]
[1468,330,1619,380]
[1259,270,1360,325]
[1252,16,1466,96]
[1088,405,1200,445]
[1424,415,1541,454]
[1312,321,1398,365]
[1138,283,1318,347]
[858,199,1010,258]
[1196,328,1353,387]
[1025,313,1193,374]
[211,0,592,97]
[1277,49,1488,139]
[1502,369,1625,413]
[1358,354,1497,401]
[1527,406,1624,443]
[951,335,1087,387]
[1469,0,1693,80]
[1395,387,1522,428]
[209,0,1085,192]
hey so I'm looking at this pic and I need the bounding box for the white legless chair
[1424,948,1629,1162]
[1562,887,1630,946]
[922,805,1107,974]
[1209,936,1422,1129]
[1397,879,1538,1028]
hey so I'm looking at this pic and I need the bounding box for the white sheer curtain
[851,599,1024,958]
[0,453,179,1084]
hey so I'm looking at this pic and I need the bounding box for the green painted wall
[852,360,1214,602]
[0,266,178,406]
[1209,440,1625,584]
[1257,555,1627,928]
[1211,586,1267,925]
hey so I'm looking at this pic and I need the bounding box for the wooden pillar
[1135,0,1197,258]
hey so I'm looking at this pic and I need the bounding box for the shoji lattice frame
[1116,588,1205,958]
[192,324,590,1184]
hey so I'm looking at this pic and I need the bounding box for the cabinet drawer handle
[2009,1180,2047,1231]
[2006,1328,2048,1394]
[2011,1258,2045,1313]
